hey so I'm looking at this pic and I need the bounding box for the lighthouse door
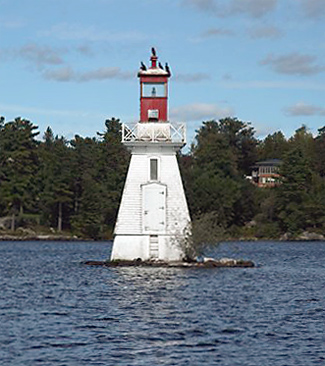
[142,184,166,233]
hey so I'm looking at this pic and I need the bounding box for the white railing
[122,122,186,144]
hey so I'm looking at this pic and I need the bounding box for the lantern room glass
[142,83,166,97]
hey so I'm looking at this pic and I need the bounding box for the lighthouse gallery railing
[122,122,186,144]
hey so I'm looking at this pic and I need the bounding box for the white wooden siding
[114,151,190,236]
[114,154,146,235]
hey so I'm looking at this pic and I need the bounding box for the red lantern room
[138,48,171,123]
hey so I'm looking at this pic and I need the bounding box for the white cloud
[260,52,325,76]
[220,79,325,91]
[300,0,325,19]
[43,23,147,42]
[174,73,210,82]
[0,43,96,70]
[43,66,134,82]
[0,19,25,29]
[170,103,233,121]
[248,25,283,39]
[76,45,94,57]
[43,67,75,82]
[182,0,216,12]
[19,44,65,68]
[228,0,277,18]
[285,102,325,116]
[0,103,106,119]
[200,27,235,38]
[182,0,277,18]
[79,67,133,81]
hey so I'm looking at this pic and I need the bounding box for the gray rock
[297,231,325,241]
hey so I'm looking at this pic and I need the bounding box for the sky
[1,0,325,149]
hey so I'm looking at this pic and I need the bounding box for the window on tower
[148,109,159,121]
[142,83,166,97]
[150,158,158,181]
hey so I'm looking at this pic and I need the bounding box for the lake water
[0,240,324,366]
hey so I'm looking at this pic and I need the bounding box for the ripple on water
[0,240,325,366]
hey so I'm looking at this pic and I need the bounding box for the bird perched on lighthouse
[165,62,171,76]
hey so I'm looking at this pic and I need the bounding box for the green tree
[70,173,104,239]
[0,117,39,229]
[276,146,313,233]
[288,125,316,168]
[38,128,74,231]
[303,174,325,231]
[193,118,257,176]
[69,118,129,238]
[0,117,6,216]
[257,131,288,160]
[97,118,130,231]
[217,117,257,175]
[315,126,325,177]
[184,118,258,235]
[253,188,280,238]
[69,135,102,236]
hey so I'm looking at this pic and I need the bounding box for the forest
[1,115,325,240]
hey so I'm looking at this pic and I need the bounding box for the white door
[142,184,166,233]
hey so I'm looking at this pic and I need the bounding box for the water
[0,240,325,366]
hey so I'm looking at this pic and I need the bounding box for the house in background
[251,159,282,187]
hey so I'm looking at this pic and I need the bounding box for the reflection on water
[0,240,325,365]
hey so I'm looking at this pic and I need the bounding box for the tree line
[0,117,129,238]
[1,115,325,239]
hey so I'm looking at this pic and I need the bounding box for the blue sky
[1,0,325,149]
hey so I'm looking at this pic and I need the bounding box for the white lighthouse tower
[110,49,190,262]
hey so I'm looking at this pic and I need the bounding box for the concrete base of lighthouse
[111,234,184,261]
[110,139,190,262]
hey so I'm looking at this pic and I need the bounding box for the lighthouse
[110,48,191,262]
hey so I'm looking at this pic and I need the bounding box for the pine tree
[257,131,288,160]
[315,126,325,177]
[0,117,39,229]
[97,118,129,231]
[186,118,257,231]
[38,128,73,231]
[276,146,313,233]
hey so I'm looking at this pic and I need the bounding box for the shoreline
[83,258,255,268]
[1,234,325,242]
[0,234,95,242]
